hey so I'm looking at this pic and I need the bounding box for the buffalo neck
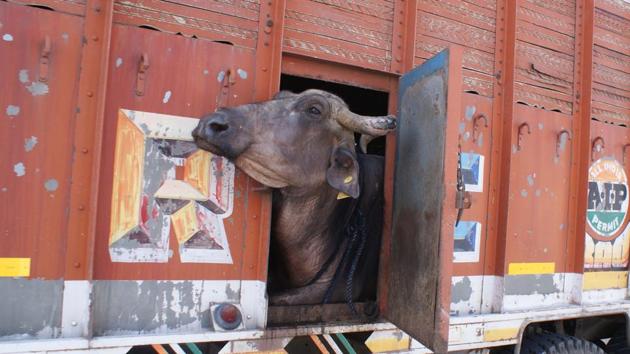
[272,185,352,288]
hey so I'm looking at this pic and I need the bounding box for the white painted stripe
[323,334,344,354]
[169,343,187,354]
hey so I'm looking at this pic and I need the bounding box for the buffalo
[192,89,395,309]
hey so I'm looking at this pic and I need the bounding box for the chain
[457,136,464,192]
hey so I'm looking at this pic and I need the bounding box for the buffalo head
[192,89,395,197]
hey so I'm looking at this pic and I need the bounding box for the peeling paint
[203,69,209,75]
[504,274,560,295]
[520,189,528,197]
[512,144,518,154]
[217,71,225,83]
[237,68,248,79]
[1,187,7,192]
[538,122,544,130]
[463,131,471,141]
[18,69,49,96]
[162,90,172,104]
[560,223,565,230]
[0,280,63,338]
[172,15,186,24]
[44,179,59,192]
[458,122,466,134]
[535,189,541,197]
[477,133,483,147]
[13,162,25,177]
[26,81,49,96]
[18,69,29,83]
[5,105,19,117]
[115,57,123,68]
[24,136,38,152]
[527,174,535,186]
[2,33,13,42]
[61,33,69,41]
[451,276,473,302]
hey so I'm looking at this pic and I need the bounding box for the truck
[1,0,630,353]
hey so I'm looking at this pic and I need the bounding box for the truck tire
[520,332,605,354]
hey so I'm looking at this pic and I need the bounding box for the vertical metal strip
[566,0,594,275]
[64,0,113,280]
[246,0,286,285]
[380,0,418,315]
[486,0,519,277]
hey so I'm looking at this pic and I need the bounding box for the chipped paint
[115,57,123,68]
[237,68,248,79]
[477,132,483,147]
[5,105,19,117]
[61,33,69,41]
[520,189,527,197]
[172,15,186,24]
[13,162,25,177]
[203,69,209,75]
[465,105,475,120]
[0,279,63,338]
[217,71,225,83]
[504,274,560,295]
[18,69,48,96]
[44,179,59,192]
[18,69,29,83]
[538,122,544,130]
[2,33,13,42]
[162,90,172,104]
[24,136,38,152]
[527,174,534,186]
[0,187,7,192]
[535,189,541,197]
[451,276,473,303]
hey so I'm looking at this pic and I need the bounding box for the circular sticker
[587,158,629,240]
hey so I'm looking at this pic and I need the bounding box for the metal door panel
[385,48,461,353]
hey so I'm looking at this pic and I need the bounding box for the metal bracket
[556,129,572,157]
[39,35,51,82]
[135,53,149,96]
[591,136,605,161]
[472,113,488,143]
[517,122,531,151]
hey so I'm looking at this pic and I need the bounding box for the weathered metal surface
[0,279,63,339]
[282,0,394,72]
[387,48,461,353]
[112,0,259,49]
[0,2,83,279]
[6,0,85,16]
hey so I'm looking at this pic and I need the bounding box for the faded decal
[584,158,630,272]
[109,109,234,263]
[461,152,484,193]
[454,221,481,263]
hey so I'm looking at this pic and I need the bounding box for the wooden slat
[416,11,495,54]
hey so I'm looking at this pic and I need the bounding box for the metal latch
[39,35,51,82]
[456,138,472,226]
[136,53,149,96]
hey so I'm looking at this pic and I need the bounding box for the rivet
[71,321,78,326]
[92,35,99,42]
[266,19,273,27]
[87,91,93,97]
[73,262,81,268]
[264,41,269,46]
[262,67,268,72]
[78,205,85,211]
[94,5,101,12]
[82,148,89,153]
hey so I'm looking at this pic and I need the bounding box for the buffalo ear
[326,146,360,199]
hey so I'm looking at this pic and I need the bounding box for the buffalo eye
[308,106,321,116]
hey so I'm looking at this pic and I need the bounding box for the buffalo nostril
[210,122,229,133]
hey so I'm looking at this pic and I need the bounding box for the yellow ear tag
[344,176,353,184]
[337,192,351,200]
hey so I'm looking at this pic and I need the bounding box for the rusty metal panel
[0,2,83,279]
[504,106,573,272]
[282,0,394,72]
[112,0,259,49]
[94,24,265,281]
[386,48,461,353]
[6,0,85,16]
[414,0,496,97]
